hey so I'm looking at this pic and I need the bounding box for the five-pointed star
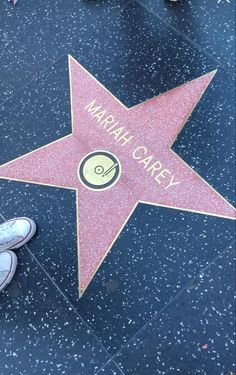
[0,55,235,295]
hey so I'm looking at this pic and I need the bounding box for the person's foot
[0,251,17,292]
[0,217,37,253]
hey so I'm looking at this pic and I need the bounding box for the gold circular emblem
[78,151,121,190]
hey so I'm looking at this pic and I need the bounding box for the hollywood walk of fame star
[0,55,235,296]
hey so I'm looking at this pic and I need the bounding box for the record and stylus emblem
[78,151,121,191]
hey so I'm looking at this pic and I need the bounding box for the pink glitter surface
[0,55,235,293]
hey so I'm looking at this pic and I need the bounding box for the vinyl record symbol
[78,151,121,191]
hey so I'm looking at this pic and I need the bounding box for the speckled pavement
[0,1,235,374]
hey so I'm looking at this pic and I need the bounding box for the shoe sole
[10,217,37,250]
[0,251,18,292]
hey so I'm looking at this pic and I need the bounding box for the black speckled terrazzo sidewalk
[0,0,235,374]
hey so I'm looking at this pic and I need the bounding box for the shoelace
[0,221,22,246]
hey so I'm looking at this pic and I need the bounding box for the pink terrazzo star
[0,55,235,295]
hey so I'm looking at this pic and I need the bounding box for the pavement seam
[136,0,235,75]
[94,359,126,375]
[0,212,114,375]
[105,239,236,363]
[1,0,234,110]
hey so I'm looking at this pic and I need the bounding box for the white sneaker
[0,217,37,253]
[0,251,17,292]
